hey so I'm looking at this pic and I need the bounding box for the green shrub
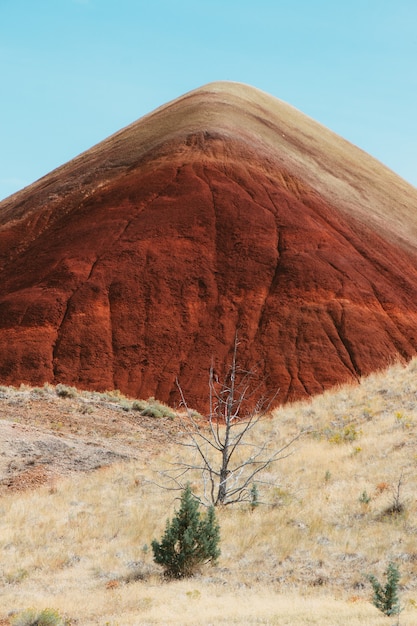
[131,400,148,412]
[139,397,176,419]
[11,608,66,626]
[250,482,260,510]
[152,484,220,578]
[368,561,401,618]
[359,490,371,504]
[119,400,132,412]
[140,405,164,418]
[55,384,78,399]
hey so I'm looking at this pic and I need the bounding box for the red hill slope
[1,81,417,408]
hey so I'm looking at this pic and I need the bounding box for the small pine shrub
[359,490,371,504]
[250,482,259,510]
[368,561,401,618]
[151,484,220,578]
[11,608,66,626]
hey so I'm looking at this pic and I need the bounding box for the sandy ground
[0,386,176,494]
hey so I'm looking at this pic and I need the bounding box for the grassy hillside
[1,359,417,624]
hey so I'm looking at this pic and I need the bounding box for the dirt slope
[1,82,417,408]
[0,385,176,493]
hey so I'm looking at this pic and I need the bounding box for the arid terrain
[0,385,177,495]
[2,81,417,625]
[1,358,417,624]
[2,83,417,408]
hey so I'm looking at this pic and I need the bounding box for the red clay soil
[1,82,417,410]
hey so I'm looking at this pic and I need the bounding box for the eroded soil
[2,86,417,411]
[0,386,176,494]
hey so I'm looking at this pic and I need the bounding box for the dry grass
[2,360,417,623]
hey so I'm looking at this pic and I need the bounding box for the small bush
[152,484,220,578]
[250,482,260,510]
[368,561,401,618]
[140,397,176,419]
[11,608,66,626]
[106,389,124,400]
[55,384,78,399]
[359,490,371,504]
[80,404,94,415]
[131,400,148,412]
[140,405,164,418]
[5,567,28,584]
[318,418,361,444]
[119,400,132,412]
[328,423,360,443]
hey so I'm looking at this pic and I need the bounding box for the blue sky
[0,0,416,201]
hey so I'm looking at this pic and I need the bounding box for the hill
[1,82,417,407]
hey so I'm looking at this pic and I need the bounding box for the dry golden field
[2,359,417,624]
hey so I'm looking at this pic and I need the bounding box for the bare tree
[158,337,305,506]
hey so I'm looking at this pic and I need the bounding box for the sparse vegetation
[151,484,220,578]
[382,472,406,517]
[249,482,259,510]
[11,608,66,626]
[5,567,29,584]
[368,561,401,620]
[359,489,371,505]
[2,359,417,623]
[138,397,176,419]
[320,418,361,443]
[163,338,305,506]
[55,383,78,399]
[131,399,148,412]
[34,383,177,418]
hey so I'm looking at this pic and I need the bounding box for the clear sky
[1,0,416,201]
